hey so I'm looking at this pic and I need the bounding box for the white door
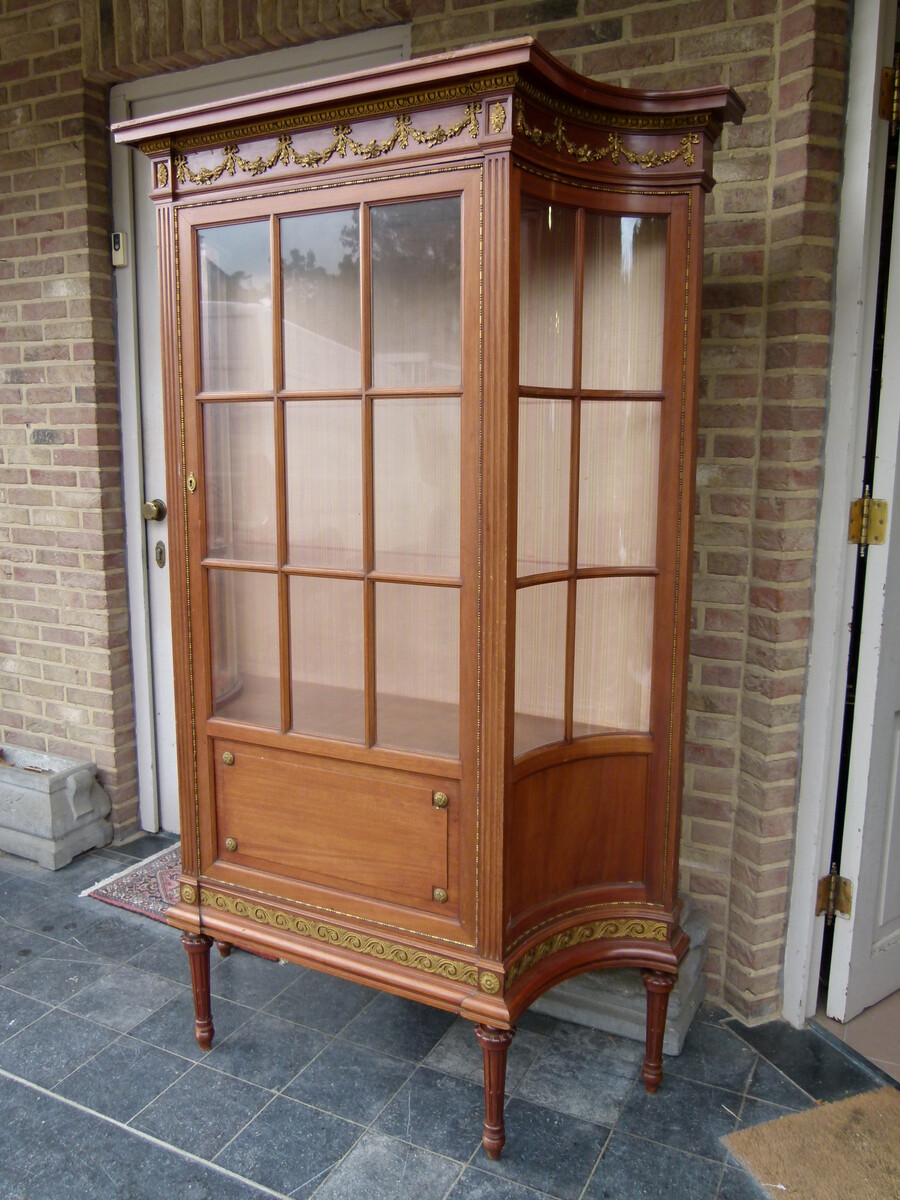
[827,177,900,1020]
[111,29,410,832]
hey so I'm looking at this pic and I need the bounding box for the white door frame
[111,28,411,832]
[783,0,897,1025]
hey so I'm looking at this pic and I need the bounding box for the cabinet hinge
[879,56,900,129]
[816,865,853,924]
[848,496,888,546]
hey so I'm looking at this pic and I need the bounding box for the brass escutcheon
[222,751,235,766]
[225,837,237,852]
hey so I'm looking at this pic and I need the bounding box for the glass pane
[198,222,272,392]
[285,400,362,570]
[517,397,570,577]
[290,576,364,742]
[519,199,576,389]
[375,583,459,756]
[374,397,459,577]
[573,577,654,734]
[371,198,461,388]
[578,401,660,568]
[204,403,276,563]
[514,582,567,757]
[582,214,666,391]
[282,209,361,391]
[208,569,279,727]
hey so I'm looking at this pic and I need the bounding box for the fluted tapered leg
[475,1024,515,1159]
[641,969,675,1093]
[182,931,215,1050]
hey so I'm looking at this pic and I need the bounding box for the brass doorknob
[225,837,237,852]
[222,751,235,766]
[142,498,167,521]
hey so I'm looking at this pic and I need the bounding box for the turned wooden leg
[641,969,675,1093]
[475,1024,515,1160]
[181,931,215,1050]
[215,940,232,958]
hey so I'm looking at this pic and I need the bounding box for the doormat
[84,844,181,923]
[724,1085,900,1200]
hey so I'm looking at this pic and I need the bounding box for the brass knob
[222,751,234,766]
[433,791,449,809]
[141,498,167,521]
[225,837,237,852]
[433,887,448,904]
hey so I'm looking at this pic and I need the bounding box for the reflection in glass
[204,403,276,563]
[208,569,279,727]
[519,200,576,388]
[198,222,273,392]
[375,583,459,756]
[582,215,666,391]
[578,401,660,568]
[514,582,567,756]
[371,198,461,388]
[517,397,570,577]
[374,397,459,577]
[285,400,362,570]
[282,209,361,391]
[573,577,654,734]
[290,577,364,742]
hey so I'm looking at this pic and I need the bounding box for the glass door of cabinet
[514,192,677,759]
[179,173,479,775]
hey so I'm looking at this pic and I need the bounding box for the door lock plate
[154,541,166,568]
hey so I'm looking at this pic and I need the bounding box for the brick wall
[0,0,850,1018]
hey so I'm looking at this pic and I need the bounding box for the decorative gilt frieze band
[506,918,669,989]
[198,887,479,986]
[514,100,700,170]
[173,104,482,185]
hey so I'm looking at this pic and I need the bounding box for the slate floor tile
[474,1097,608,1200]
[313,1130,462,1200]
[0,942,114,1004]
[129,989,251,1061]
[342,991,456,1062]
[0,1008,117,1088]
[425,1017,545,1091]
[717,1166,771,1199]
[114,833,178,861]
[264,967,375,1035]
[0,925,55,982]
[585,1132,722,1200]
[0,985,50,1044]
[723,1018,881,1103]
[0,1073,273,1200]
[615,1073,740,1163]
[205,1010,328,1090]
[374,1065,485,1161]
[448,1168,555,1199]
[666,1020,757,1095]
[128,933,194,983]
[12,892,110,942]
[736,1095,806,1131]
[515,1024,641,1125]
[210,946,302,1007]
[743,1056,816,1110]
[65,909,170,962]
[285,1036,413,1123]
[53,1034,191,1122]
[62,964,184,1032]
[130,1063,270,1159]
[0,876,55,924]
[215,1094,361,1198]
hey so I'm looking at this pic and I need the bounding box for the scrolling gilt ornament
[174,103,482,186]
[505,917,668,989]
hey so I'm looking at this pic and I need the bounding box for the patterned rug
[86,844,181,923]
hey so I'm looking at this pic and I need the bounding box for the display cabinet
[114,40,742,1157]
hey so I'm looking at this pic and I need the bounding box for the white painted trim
[782,0,896,1026]
[111,28,411,832]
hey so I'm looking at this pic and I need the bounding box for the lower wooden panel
[505,754,650,948]
[211,739,453,912]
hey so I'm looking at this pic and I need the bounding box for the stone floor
[0,836,893,1200]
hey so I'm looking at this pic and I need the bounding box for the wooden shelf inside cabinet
[113,37,743,1159]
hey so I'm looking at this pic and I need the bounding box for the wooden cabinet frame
[115,38,742,1156]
